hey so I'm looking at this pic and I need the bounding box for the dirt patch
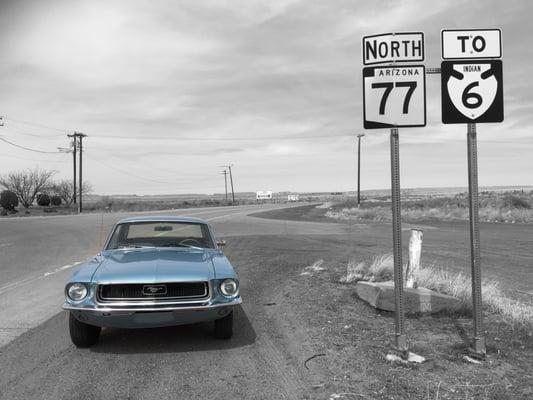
[250,205,533,303]
[225,234,533,399]
[251,204,331,223]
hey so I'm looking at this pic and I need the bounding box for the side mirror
[217,240,226,247]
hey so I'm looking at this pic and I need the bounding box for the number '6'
[462,82,482,109]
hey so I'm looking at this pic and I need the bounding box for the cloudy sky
[0,0,531,195]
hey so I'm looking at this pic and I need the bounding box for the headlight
[67,283,88,301]
[220,279,239,298]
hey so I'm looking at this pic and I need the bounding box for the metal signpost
[389,126,406,351]
[356,133,364,207]
[441,29,503,358]
[362,32,426,353]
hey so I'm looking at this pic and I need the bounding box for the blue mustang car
[63,216,241,347]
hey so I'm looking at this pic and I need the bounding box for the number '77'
[371,81,417,115]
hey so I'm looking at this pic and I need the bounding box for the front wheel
[214,311,233,339]
[69,312,101,348]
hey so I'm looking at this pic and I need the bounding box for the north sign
[442,29,501,59]
[441,60,503,124]
[362,32,424,65]
[363,65,426,129]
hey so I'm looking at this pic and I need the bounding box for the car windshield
[105,221,215,250]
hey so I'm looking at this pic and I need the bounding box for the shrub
[37,193,51,206]
[0,168,56,208]
[0,190,19,211]
[50,195,62,206]
[503,194,531,209]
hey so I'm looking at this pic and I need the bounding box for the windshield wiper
[159,243,204,250]
[116,244,155,250]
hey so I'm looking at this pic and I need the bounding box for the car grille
[97,282,209,302]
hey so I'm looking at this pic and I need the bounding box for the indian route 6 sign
[362,32,424,65]
[441,60,503,123]
[363,65,426,129]
[441,29,501,59]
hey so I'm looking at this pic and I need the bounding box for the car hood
[93,248,215,284]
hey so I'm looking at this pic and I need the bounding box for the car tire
[69,312,101,348]
[214,310,233,339]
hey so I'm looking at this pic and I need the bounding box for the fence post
[406,229,423,288]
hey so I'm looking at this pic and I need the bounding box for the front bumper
[63,298,242,329]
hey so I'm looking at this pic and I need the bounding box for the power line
[0,136,62,154]
[0,126,65,139]
[0,151,70,164]
[88,133,356,141]
[85,153,220,186]
[2,116,70,133]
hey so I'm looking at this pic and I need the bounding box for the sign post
[467,122,485,354]
[362,31,426,355]
[441,28,503,358]
[390,127,407,352]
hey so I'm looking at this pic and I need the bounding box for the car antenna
[98,203,111,249]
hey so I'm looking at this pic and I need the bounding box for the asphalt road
[0,203,353,400]
[0,203,342,348]
[0,203,531,399]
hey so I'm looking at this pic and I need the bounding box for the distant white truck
[287,194,299,202]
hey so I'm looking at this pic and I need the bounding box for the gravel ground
[1,205,531,399]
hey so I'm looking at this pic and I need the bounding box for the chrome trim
[97,281,209,302]
[63,297,242,313]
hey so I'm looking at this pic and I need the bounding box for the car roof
[116,215,208,224]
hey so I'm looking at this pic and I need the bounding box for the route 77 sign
[363,65,426,129]
[441,60,503,123]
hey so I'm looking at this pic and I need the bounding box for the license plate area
[133,312,174,324]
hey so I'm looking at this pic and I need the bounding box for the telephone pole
[68,132,87,213]
[356,133,365,207]
[220,164,235,205]
[77,132,86,213]
[221,169,228,202]
[67,134,77,204]
[227,164,235,205]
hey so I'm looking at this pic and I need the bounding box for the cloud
[0,0,531,194]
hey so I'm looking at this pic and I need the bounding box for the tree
[51,179,92,207]
[37,193,51,206]
[50,195,62,206]
[0,190,18,211]
[0,169,56,208]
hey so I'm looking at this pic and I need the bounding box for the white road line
[205,208,260,222]
[0,207,256,295]
[0,205,249,221]
[0,204,288,297]
[0,262,81,295]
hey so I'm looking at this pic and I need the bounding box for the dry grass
[339,260,366,283]
[340,253,533,333]
[327,190,533,223]
[367,254,394,281]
